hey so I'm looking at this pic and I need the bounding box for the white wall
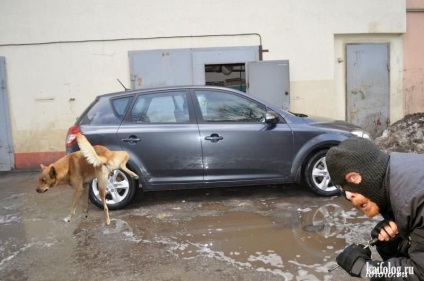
[0,0,406,156]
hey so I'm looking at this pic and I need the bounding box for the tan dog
[37,133,138,225]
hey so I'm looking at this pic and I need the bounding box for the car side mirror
[265,111,279,125]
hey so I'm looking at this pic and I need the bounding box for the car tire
[89,169,137,210]
[304,150,339,197]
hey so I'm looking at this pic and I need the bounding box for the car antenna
[117,79,130,91]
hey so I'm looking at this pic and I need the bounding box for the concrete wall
[404,0,424,114]
[0,0,406,168]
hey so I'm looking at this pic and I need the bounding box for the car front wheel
[304,150,339,197]
[89,169,137,210]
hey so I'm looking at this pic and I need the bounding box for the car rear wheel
[89,169,137,210]
[304,150,339,197]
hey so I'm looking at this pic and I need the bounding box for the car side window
[80,96,133,125]
[130,91,189,123]
[111,97,133,118]
[194,90,266,122]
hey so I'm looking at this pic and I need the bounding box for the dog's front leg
[64,185,84,222]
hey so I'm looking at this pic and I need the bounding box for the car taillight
[66,125,81,147]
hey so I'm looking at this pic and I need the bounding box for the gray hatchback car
[66,85,369,210]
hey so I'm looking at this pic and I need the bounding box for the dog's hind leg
[98,183,110,225]
[64,183,84,222]
[111,151,138,179]
[96,169,110,225]
[81,182,90,219]
[120,162,139,179]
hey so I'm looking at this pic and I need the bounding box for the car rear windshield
[80,96,133,125]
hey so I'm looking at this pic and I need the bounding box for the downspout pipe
[406,8,424,12]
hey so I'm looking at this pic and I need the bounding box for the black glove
[371,220,407,259]
[371,220,392,241]
[336,244,371,277]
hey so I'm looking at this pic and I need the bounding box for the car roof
[97,85,246,99]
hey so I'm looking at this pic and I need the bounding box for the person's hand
[371,220,398,242]
[371,220,406,259]
[336,244,371,277]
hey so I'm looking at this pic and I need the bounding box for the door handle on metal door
[205,134,223,143]
[122,135,141,144]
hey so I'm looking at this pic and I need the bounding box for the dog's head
[37,164,58,193]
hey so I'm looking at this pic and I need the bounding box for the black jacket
[375,152,424,280]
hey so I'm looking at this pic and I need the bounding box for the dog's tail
[76,133,106,167]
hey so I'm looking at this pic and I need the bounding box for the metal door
[0,57,14,171]
[129,49,193,89]
[246,60,290,110]
[346,43,390,138]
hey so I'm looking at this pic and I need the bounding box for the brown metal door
[346,43,390,139]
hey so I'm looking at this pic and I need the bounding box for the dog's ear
[40,164,47,170]
[49,166,57,179]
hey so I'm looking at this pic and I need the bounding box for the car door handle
[205,134,223,143]
[122,135,141,144]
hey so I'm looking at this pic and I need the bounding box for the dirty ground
[0,171,382,281]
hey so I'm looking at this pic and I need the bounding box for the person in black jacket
[325,137,424,280]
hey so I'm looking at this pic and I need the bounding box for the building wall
[0,0,406,169]
[404,0,424,114]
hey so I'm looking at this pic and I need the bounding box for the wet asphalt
[0,171,382,281]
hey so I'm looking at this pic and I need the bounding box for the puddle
[168,211,339,279]
[120,197,364,280]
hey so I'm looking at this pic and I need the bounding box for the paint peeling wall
[404,0,424,114]
[0,0,406,168]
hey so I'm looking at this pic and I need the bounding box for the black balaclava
[325,137,390,213]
